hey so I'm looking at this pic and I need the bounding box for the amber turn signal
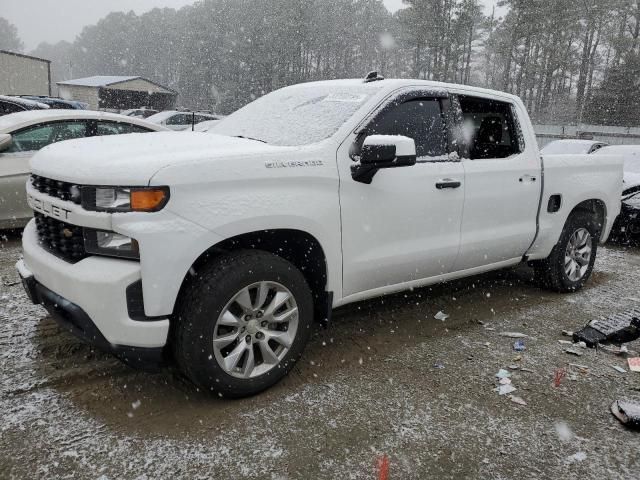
[131,188,169,212]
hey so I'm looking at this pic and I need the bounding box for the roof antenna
[364,71,384,83]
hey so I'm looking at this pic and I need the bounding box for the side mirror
[352,135,417,183]
[0,133,12,152]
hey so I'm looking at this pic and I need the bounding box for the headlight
[83,186,169,212]
[84,229,140,259]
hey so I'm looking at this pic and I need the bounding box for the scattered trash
[600,344,629,356]
[509,395,527,406]
[566,451,587,463]
[434,311,449,321]
[513,355,522,362]
[495,369,511,379]
[433,361,445,369]
[520,367,535,373]
[561,330,573,337]
[499,332,528,338]
[513,339,526,351]
[508,364,520,370]
[499,377,512,385]
[610,399,640,429]
[612,365,627,374]
[573,309,640,347]
[495,384,517,395]
[553,368,567,387]
[558,340,573,345]
[576,341,587,349]
[565,348,583,357]
[376,454,390,480]
[554,421,573,441]
[628,358,640,372]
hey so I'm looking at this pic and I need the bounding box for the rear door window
[455,95,523,160]
[95,121,153,135]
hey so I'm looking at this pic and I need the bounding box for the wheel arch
[176,228,331,323]
[567,198,607,241]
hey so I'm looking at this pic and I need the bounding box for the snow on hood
[30,132,286,185]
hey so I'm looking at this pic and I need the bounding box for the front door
[338,91,465,298]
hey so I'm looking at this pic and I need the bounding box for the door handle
[435,179,461,189]
[519,174,537,182]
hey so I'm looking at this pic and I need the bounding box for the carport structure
[57,76,176,111]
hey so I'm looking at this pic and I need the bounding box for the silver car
[0,110,169,229]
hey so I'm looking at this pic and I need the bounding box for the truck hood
[30,132,289,185]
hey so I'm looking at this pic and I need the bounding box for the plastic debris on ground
[610,399,640,429]
[628,357,640,372]
[573,308,640,347]
[553,368,567,387]
[433,361,445,369]
[499,377,511,385]
[495,384,517,395]
[513,339,526,352]
[565,348,583,356]
[499,332,528,338]
[612,365,627,374]
[434,311,449,321]
[509,395,527,406]
[495,369,511,379]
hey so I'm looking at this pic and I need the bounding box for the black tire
[533,210,600,292]
[172,249,313,398]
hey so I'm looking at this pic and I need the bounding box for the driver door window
[364,98,447,160]
[6,121,88,153]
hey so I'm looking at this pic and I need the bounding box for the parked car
[122,108,159,119]
[0,95,49,116]
[17,77,623,398]
[0,110,169,229]
[147,110,222,131]
[193,118,224,132]
[594,145,640,243]
[18,96,88,110]
[540,139,608,155]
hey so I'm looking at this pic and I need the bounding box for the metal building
[0,50,51,96]
[57,76,176,111]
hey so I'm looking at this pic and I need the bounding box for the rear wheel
[172,250,313,397]
[533,210,599,292]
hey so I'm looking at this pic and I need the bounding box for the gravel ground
[2,232,640,479]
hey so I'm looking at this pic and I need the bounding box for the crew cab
[16,77,623,397]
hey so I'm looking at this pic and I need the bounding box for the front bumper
[19,219,169,352]
[17,266,164,369]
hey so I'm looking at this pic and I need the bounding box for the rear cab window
[452,94,524,160]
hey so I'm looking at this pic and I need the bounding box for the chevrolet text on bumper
[18,77,624,398]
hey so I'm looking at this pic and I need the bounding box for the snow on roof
[0,109,168,133]
[57,76,140,87]
[0,95,49,109]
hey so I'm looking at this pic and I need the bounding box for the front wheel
[172,250,313,398]
[533,211,599,292]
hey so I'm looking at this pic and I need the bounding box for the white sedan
[146,111,222,131]
[0,110,169,229]
[593,145,640,186]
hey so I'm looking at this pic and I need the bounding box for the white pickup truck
[16,77,623,397]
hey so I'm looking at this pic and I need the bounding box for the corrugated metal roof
[57,76,140,87]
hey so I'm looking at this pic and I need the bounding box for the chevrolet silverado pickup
[16,77,623,397]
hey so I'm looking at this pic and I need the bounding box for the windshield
[212,84,380,146]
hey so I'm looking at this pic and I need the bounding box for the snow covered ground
[1,233,640,479]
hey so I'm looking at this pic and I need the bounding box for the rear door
[450,94,541,271]
[338,89,465,297]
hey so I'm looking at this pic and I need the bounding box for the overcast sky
[1,0,501,52]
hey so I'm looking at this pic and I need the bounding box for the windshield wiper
[234,135,267,144]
